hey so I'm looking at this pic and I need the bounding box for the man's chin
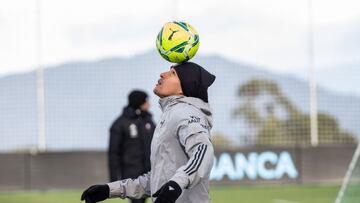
[153,88,162,98]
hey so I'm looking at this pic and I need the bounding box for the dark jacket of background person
[108,106,155,181]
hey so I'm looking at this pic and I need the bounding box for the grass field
[0,184,339,203]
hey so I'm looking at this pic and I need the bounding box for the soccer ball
[156,21,200,64]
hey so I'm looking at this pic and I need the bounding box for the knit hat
[173,62,216,102]
[128,90,148,109]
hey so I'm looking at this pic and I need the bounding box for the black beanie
[128,90,148,109]
[173,62,216,102]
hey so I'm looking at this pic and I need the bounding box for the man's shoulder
[111,114,134,128]
[169,103,204,122]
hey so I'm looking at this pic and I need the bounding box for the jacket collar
[158,95,213,128]
[159,95,184,112]
[122,106,152,119]
[122,106,140,118]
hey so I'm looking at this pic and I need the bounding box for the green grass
[341,184,360,203]
[210,185,339,203]
[0,184,340,203]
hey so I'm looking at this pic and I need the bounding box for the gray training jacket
[107,96,214,203]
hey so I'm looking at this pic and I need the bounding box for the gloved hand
[152,180,182,203]
[81,184,110,203]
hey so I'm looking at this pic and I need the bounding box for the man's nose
[160,72,167,78]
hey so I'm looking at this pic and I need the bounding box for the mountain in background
[0,50,359,151]
[316,65,360,95]
[296,64,360,96]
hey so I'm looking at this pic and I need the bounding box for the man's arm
[170,123,214,189]
[107,171,151,199]
[81,172,151,203]
[108,124,123,181]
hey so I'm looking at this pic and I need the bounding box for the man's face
[140,100,150,112]
[153,68,183,98]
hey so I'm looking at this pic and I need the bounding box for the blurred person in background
[81,62,216,203]
[108,90,155,203]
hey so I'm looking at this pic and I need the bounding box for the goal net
[335,144,360,203]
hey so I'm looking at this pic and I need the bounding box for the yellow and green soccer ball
[156,21,200,64]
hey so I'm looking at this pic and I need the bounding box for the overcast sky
[0,0,359,76]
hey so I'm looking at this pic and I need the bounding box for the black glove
[81,184,110,203]
[152,181,182,203]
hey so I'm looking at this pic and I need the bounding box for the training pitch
[0,184,339,203]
